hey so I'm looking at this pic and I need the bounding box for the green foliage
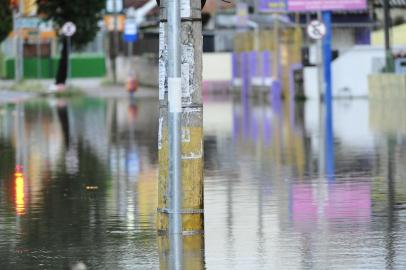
[0,0,13,43]
[36,0,105,49]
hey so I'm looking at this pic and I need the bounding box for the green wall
[3,54,106,79]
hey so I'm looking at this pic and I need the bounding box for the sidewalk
[0,78,159,104]
[0,90,36,105]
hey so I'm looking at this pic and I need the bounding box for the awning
[374,0,406,8]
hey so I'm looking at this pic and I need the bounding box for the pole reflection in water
[385,137,396,270]
[324,95,335,179]
[158,234,205,270]
[56,101,70,148]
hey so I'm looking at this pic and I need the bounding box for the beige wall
[202,53,232,81]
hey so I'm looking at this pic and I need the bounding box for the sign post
[107,0,123,84]
[123,18,138,43]
[306,20,326,40]
[322,12,332,108]
[287,0,366,177]
[383,0,393,72]
[61,22,77,81]
[287,0,367,101]
[36,30,41,79]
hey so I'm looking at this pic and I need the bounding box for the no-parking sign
[61,22,76,37]
[306,20,326,40]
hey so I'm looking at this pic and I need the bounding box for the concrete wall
[304,46,386,99]
[202,53,232,81]
[368,74,406,100]
[369,74,406,135]
[129,53,232,87]
[332,46,385,97]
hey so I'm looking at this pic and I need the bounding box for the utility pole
[383,0,393,72]
[317,11,323,101]
[158,0,204,266]
[13,0,25,82]
[107,0,122,83]
[112,0,119,83]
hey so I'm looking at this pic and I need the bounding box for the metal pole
[67,36,71,81]
[13,10,19,82]
[383,0,393,72]
[128,40,133,70]
[322,11,332,105]
[37,32,41,79]
[317,12,323,101]
[167,0,183,241]
[112,0,118,83]
[13,10,23,82]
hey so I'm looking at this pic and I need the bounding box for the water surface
[0,96,405,269]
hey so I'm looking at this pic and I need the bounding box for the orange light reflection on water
[15,170,25,215]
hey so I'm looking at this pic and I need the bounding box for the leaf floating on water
[85,185,99,191]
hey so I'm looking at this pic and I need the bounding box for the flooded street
[0,95,405,269]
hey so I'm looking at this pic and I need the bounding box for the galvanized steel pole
[167,0,183,240]
[13,3,24,82]
[112,0,118,83]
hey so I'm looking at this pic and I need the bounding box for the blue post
[322,11,335,179]
[322,11,332,105]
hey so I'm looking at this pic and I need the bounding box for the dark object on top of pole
[383,0,394,72]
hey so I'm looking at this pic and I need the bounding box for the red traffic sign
[306,20,326,40]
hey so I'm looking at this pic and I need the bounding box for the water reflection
[0,97,159,269]
[204,96,406,269]
[158,234,205,270]
[14,166,25,216]
[0,93,405,269]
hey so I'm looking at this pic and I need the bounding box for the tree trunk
[55,37,68,85]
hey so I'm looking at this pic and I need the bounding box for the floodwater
[0,94,405,269]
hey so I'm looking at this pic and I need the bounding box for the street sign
[288,0,367,12]
[123,19,138,42]
[307,20,326,40]
[61,22,76,37]
[15,17,40,29]
[106,0,123,13]
[104,15,125,31]
[257,0,287,12]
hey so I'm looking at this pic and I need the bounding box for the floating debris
[85,185,99,191]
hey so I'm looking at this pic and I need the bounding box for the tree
[37,0,105,85]
[0,0,13,44]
